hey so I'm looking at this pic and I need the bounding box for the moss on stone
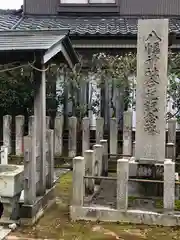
[155,199,180,211]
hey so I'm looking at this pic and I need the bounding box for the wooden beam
[33,60,46,196]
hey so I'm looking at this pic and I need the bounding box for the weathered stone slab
[96,117,104,144]
[15,115,25,156]
[135,19,169,163]
[3,115,12,154]
[164,159,175,211]
[23,136,36,205]
[123,111,132,156]
[93,144,103,177]
[68,117,77,158]
[54,116,64,156]
[168,118,176,144]
[100,139,108,176]
[117,159,129,210]
[84,150,94,194]
[82,117,90,155]
[110,118,117,155]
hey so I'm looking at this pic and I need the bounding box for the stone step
[0,226,11,240]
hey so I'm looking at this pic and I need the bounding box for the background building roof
[0,10,180,36]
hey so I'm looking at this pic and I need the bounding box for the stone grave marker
[135,19,169,163]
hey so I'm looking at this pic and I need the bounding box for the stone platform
[0,168,69,226]
[18,168,69,225]
[85,179,179,212]
[70,205,180,227]
[19,186,55,225]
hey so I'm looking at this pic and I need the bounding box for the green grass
[155,199,180,211]
[9,172,180,240]
[128,195,180,211]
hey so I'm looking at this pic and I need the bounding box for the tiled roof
[16,16,138,35]
[0,10,21,30]
[0,30,66,51]
[1,10,180,36]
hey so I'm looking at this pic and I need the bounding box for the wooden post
[46,129,54,189]
[34,62,46,195]
[40,65,46,195]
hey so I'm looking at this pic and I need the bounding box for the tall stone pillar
[72,156,85,206]
[24,135,36,205]
[117,159,129,210]
[96,117,104,144]
[3,115,12,154]
[93,144,103,178]
[46,116,50,129]
[15,115,25,156]
[110,118,117,155]
[82,117,90,155]
[28,115,35,136]
[164,159,175,211]
[84,150,94,194]
[54,116,64,156]
[167,118,176,160]
[123,111,132,156]
[168,118,176,144]
[68,116,77,158]
[100,139,108,176]
[135,19,168,163]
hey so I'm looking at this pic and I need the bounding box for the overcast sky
[0,0,23,9]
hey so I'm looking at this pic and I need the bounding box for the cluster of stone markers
[0,126,54,223]
[3,110,177,161]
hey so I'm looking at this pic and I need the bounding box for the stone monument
[135,19,168,163]
[129,19,175,201]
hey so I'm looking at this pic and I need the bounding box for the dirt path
[6,172,180,240]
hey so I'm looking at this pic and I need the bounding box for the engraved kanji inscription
[144,30,161,135]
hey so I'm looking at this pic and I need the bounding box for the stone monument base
[70,205,180,227]
[129,157,179,199]
[19,186,55,225]
[1,194,21,221]
[0,164,24,222]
